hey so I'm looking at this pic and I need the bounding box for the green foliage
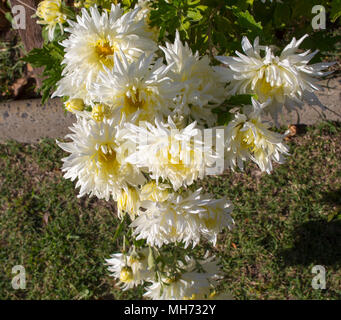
[331,0,341,22]
[149,0,340,56]
[22,41,64,104]
[0,40,26,101]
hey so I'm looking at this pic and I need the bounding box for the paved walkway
[0,98,75,143]
[262,76,341,125]
[0,76,340,143]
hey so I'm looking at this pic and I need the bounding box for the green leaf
[274,3,291,26]
[112,215,127,242]
[187,9,203,21]
[233,8,263,33]
[226,94,255,106]
[331,0,341,22]
[22,41,64,104]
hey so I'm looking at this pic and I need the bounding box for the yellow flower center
[256,65,285,101]
[236,125,257,152]
[95,39,115,68]
[92,104,110,122]
[121,89,147,116]
[259,77,274,97]
[93,143,119,177]
[203,209,219,229]
[120,267,133,283]
[98,145,117,166]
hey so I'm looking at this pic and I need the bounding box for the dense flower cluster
[35,1,333,299]
[215,36,334,123]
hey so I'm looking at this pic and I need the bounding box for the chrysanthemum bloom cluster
[215,36,334,123]
[43,1,333,299]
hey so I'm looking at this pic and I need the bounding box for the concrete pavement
[0,76,340,143]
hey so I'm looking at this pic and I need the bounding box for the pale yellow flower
[57,115,145,201]
[64,98,84,113]
[225,99,289,173]
[106,247,153,290]
[36,0,67,41]
[140,181,170,202]
[215,35,334,122]
[117,187,140,220]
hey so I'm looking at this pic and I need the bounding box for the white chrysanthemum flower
[135,0,152,22]
[134,0,159,40]
[117,187,140,220]
[130,188,234,248]
[52,73,92,104]
[36,0,67,41]
[144,272,212,300]
[215,35,334,121]
[160,31,226,126]
[90,52,178,122]
[125,117,217,190]
[53,4,157,99]
[57,114,145,201]
[106,248,152,291]
[144,255,222,300]
[140,181,170,202]
[225,98,290,173]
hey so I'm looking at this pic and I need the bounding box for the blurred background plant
[148,0,341,63]
[0,0,40,101]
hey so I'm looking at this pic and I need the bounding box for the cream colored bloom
[215,35,334,122]
[140,181,170,202]
[36,0,67,41]
[134,0,159,40]
[52,73,91,104]
[106,247,152,291]
[130,188,234,248]
[53,4,157,100]
[160,31,226,126]
[90,52,178,122]
[225,98,289,173]
[64,98,85,113]
[144,255,222,300]
[125,117,217,191]
[144,272,211,300]
[57,114,145,201]
[117,187,140,220]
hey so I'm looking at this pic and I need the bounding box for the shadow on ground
[320,187,341,207]
[278,219,341,267]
